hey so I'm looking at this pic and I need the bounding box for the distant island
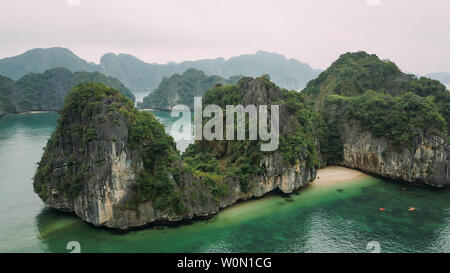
[0,68,134,117]
[33,51,449,230]
[137,68,242,110]
[0,47,321,92]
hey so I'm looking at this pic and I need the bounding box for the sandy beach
[20,111,53,114]
[310,166,370,188]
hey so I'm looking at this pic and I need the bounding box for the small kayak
[378,208,386,211]
[409,207,416,211]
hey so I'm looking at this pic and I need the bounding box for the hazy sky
[0,0,449,74]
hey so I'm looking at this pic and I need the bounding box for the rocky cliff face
[33,83,143,227]
[46,152,315,230]
[339,121,449,187]
[250,153,316,195]
[105,152,315,229]
[34,79,317,229]
[306,51,449,188]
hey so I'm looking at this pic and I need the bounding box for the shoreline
[20,110,55,114]
[168,166,373,231]
[310,166,370,188]
[103,166,372,232]
[0,110,57,118]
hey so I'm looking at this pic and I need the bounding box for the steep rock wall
[339,121,449,187]
[42,147,315,230]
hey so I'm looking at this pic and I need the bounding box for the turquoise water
[0,112,449,253]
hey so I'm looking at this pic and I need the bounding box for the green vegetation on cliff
[183,76,321,193]
[304,51,449,159]
[408,77,450,134]
[125,110,185,214]
[325,91,447,149]
[182,82,261,194]
[139,68,241,110]
[34,83,184,213]
[279,89,323,168]
[304,51,407,103]
[73,71,135,101]
[34,83,131,199]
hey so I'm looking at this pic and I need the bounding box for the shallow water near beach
[0,112,449,253]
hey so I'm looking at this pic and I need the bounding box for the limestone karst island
[0,1,449,258]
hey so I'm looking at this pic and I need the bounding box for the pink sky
[1,0,449,74]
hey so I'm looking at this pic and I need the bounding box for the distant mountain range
[425,71,450,85]
[0,47,322,92]
[0,48,98,80]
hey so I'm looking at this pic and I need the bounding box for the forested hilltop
[0,47,321,92]
[0,68,134,116]
[304,51,449,186]
[138,68,242,110]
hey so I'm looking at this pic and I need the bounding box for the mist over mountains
[0,47,322,92]
[425,71,450,85]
